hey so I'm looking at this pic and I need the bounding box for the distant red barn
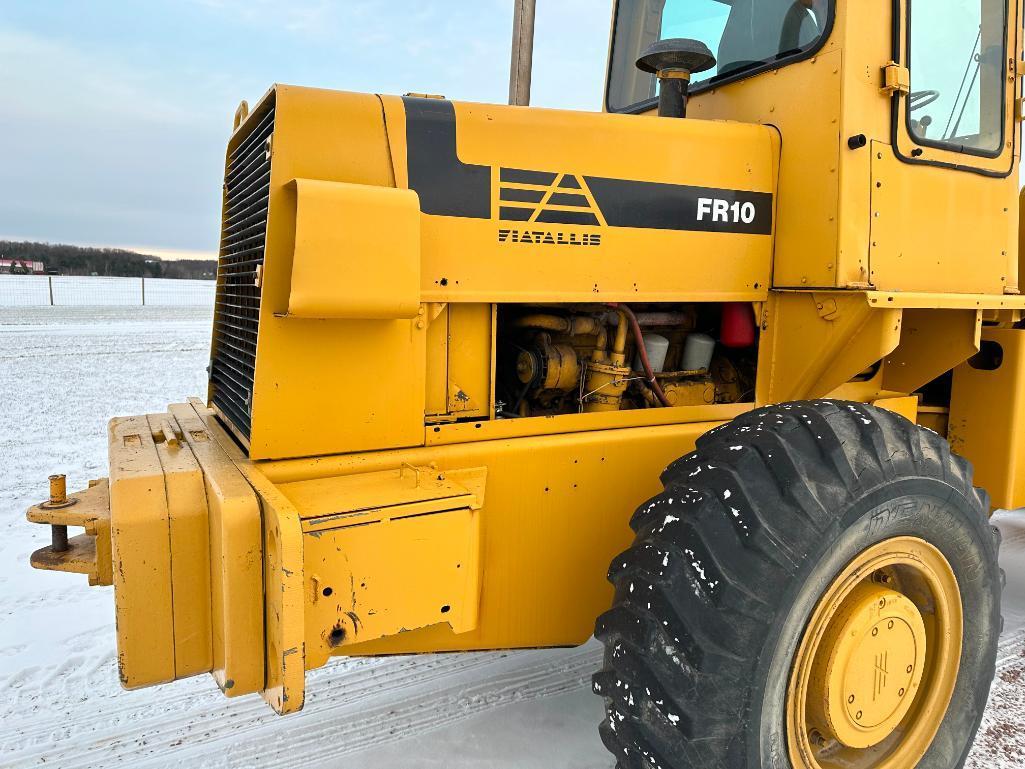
[0,258,46,275]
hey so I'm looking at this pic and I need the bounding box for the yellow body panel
[303,503,482,668]
[870,146,1014,294]
[425,302,494,420]
[202,403,306,715]
[151,413,212,680]
[949,328,1025,510]
[244,89,427,461]
[756,291,903,404]
[249,413,731,658]
[380,95,777,304]
[280,463,487,668]
[286,178,421,319]
[170,404,264,696]
[108,415,176,688]
[691,48,843,289]
[882,309,982,394]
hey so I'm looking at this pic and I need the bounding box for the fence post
[141,276,146,306]
[48,275,54,306]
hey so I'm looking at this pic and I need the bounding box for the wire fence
[0,275,215,307]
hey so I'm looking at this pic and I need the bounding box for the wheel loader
[23,1,1025,767]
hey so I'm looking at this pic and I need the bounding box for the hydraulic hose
[605,302,672,408]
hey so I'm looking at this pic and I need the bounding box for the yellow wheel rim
[786,537,962,769]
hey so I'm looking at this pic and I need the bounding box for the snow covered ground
[0,305,1023,769]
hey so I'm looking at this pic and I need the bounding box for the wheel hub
[811,584,927,748]
[786,537,963,769]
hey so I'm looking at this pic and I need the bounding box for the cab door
[869,0,1021,294]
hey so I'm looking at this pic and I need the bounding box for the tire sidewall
[753,477,1000,769]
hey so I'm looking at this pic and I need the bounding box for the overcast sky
[0,1,612,259]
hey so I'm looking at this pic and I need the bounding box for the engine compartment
[495,302,758,419]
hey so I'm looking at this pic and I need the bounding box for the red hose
[606,303,672,408]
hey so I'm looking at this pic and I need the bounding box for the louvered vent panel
[209,103,275,441]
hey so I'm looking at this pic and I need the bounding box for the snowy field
[1,304,1024,769]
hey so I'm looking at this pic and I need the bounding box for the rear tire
[593,400,1001,769]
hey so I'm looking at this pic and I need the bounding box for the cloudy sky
[0,1,612,259]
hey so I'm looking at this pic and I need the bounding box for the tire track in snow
[996,628,1025,671]
[0,642,600,769]
[967,629,1025,769]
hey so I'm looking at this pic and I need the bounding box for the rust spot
[327,623,346,647]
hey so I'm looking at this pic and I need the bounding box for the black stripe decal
[402,97,773,235]
[500,168,557,185]
[547,192,589,207]
[499,207,533,221]
[536,210,601,226]
[403,97,490,219]
[500,187,545,204]
[584,177,773,235]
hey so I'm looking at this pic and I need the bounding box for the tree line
[0,241,217,280]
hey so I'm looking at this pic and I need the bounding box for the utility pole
[509,0,536,106]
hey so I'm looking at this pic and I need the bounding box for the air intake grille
[209,103,275,441]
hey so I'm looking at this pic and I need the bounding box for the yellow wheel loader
[24,1,1025,767]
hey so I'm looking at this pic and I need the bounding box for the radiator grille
[209,103,275,441]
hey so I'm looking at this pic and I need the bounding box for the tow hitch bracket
[27,475,113,586]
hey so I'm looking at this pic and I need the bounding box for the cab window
[607,0,833,113]
[906,0,1007,156]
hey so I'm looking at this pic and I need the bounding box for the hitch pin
[47,474,70,552]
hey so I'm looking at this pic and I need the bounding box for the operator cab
[608,0,830,113]
[607,0,1018,297]
[608,0,1006,159]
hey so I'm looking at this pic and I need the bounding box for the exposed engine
[496,302,757,418]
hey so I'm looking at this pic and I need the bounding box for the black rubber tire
[593,400,1002,769]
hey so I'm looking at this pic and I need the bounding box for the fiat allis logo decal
[401,96,773,245]
[496,169,602,246]
[874,650,889,700]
